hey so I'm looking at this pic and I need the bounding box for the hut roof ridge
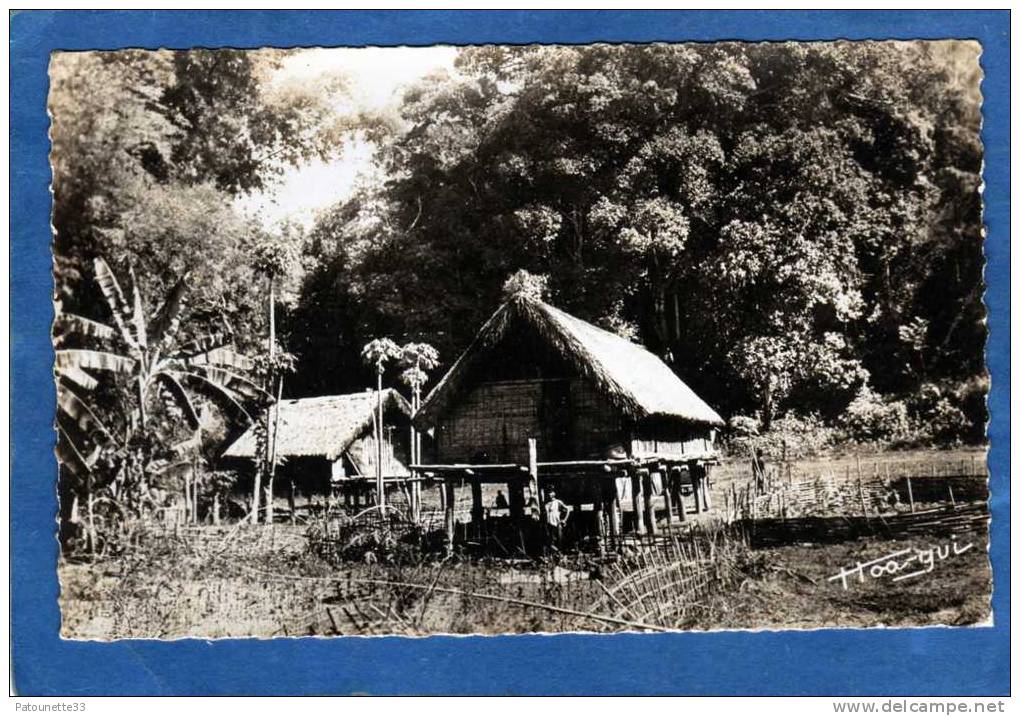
[416,294,724,427]
[222,388,410,461]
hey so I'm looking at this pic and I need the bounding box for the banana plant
[54,257,266,543]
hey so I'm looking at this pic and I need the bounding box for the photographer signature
[827,539,974,590]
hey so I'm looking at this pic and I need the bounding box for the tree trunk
[184,471,192,525]
[761,372,776,431]
[253,276,276,524]
[376,371,385,509]
[86,478,95,556]
[266,377,283,525]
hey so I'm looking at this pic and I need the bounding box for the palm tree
[360,337,402,507]
[54,257,264,549]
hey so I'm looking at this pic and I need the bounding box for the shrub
[727,415,760,438]
[908,379,987,445]
[842,386,911,443]
[724,412,837,459]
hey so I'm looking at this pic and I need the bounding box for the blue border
[11,10,1010,696]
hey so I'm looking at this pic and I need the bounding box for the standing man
[543,487,572,547]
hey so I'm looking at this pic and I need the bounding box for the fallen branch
[236,564,668,633]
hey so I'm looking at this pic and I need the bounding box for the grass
[59,445,993,639]
[688,535,991,631]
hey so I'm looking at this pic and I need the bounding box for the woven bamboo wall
[434,377,626,463]
[630,417,714,458]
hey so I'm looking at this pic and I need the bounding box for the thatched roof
[222,389,410,462]
[416,295,724,428]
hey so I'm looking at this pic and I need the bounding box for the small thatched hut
[222,390,411,502]
[413,293,725,548]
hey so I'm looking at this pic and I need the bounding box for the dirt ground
[59,525,991,639]
[682,535,991,631]
[59,446,993,639]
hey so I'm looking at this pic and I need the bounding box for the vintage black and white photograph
[50,40,990,639]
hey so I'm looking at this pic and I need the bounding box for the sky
[235,46,459,230]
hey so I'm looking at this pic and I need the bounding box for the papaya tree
[360,337,402,507]
[399,342,439,522]
[249,230,300,523]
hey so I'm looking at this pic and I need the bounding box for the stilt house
[413,293,725,549]
[415,293,724,465]
[221,390,412,500]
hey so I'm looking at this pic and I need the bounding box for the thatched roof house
[222,390,412,489]
[415,294,723,466]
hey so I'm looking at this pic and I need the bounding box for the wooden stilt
[509,478,526,520]
[288,477,296,524]
[606,478,621,547]
[470,479,484,540]
[641,470,657,536]
[631,470,645,534]
[444,479,457,555]
[906,475,916,513]
[692,467,703,515]
[661,469,674,527]
[672,467,686,521]
[529,439,541,513]
[702,464,712,510]
[593,490,606,555]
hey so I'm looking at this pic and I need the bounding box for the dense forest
[50,40,986,491]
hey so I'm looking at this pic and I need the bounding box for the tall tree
[294,40,984,432]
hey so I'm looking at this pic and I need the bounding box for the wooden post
[672,467,686,522]
[948,483,957,510]
[662,469,674,527]
[529,438,544,528]
[692,466,703,515]
[630,470,645,534]
[444,479,457,555]
[858,473,869,519]
[288,477,296,524]
[509,478,526,520]
[212,492,220,526]
[606,478,621,547]
[470,479,484,540]
[906,475,916,513]
[701,464,712,510]
[413,479,422,524]
[594,499,606,556]
[641,469,657,536]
